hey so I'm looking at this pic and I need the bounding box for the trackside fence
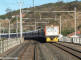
[59,37,81,44]
[0,38,24,54]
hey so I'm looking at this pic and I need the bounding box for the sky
[0,0,79,15]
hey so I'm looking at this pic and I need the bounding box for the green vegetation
[0,1,81,35]
[62,28,75,36]
[0,1,81,19]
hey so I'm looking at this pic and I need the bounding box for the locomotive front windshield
[46,26,59,36]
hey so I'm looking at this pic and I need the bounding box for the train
[23,25,81,43]
[44,25,60,42]
[44,25,81,43]
[1,25,81,44]
[0,25,60,42]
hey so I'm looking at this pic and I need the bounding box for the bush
[62,28,74,36]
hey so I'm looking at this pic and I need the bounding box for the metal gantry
[16,0,77,38]
[22,8,77,36]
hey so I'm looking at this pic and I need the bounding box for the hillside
[0,1,81,35]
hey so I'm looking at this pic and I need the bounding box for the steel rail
[51,42,81,59]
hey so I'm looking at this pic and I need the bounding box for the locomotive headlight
[46,37,51,42]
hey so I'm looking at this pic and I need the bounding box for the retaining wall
[0,38,24,54]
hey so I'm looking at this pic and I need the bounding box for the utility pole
[7,19,10,49]
[3,25,4,34]
[33,0,36,30]
[39,13,41,21]
[8,20,10,39]
[74,7,77,36]
[60,16,62,35]
[19,0,23,38]
[16,16,18,38]
[35,18,36,30]
[0,23,1,40]
[55,16,56,21]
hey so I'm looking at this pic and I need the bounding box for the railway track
[1,40,81,60]
[0,40,39,60]
[41,43,78,60]
[58,42,81,52]
[60,42,81,46]
[38,43,55,60]
[18,41,39,60]
[51,42,81,59]
[0,41,30,60]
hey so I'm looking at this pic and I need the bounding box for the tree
[5,8,12,19]
[76,0,78,1]
[5,8,12,13]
